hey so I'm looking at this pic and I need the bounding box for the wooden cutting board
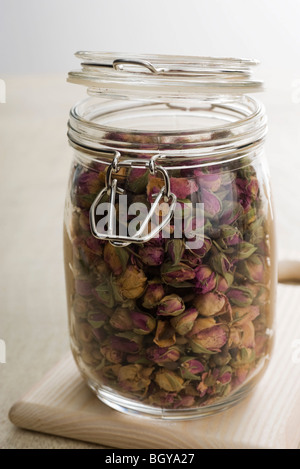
[9,283,300,449]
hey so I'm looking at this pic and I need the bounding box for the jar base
[87,379,255,421]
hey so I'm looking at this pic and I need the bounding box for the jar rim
[68,95,267,166]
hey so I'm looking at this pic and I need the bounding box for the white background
[0,0,300,82]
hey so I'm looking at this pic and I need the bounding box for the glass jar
[64,52,276,419]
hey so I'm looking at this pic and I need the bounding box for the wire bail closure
[89,153,177,247]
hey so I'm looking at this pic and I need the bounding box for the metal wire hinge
[89,154,177,247]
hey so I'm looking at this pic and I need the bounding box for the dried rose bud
[161,262,195,286]
[189,325,229,353]
[138,245,164,266]
[76,323,94,343]
[180,358,205,380]
[118,364,153,393]
[77,170,103,195]
[236,176,259,210]
[73,294,91,317]
[169,177,198,199]
[166,239,185,265]
[195,169,222,192]
[218,366,232,385]
[93,282,115,308]
[103,243,129,276]
[79,210,90,232]
[232,347,255,368]
[241,321,255,348]
[195,265,216,294]
[193,291,232,318]
[142,281,165,309]
[227,286,253,307]
[110,334,142,354]
[235,241,257,260]
[215,274,231,292]
[232,305,260,325]
[153,320,176,347]
[170,308,198,336]
[239,254,265,282]
[209,247,233,285]
[75,278,93,297]
[221,201,243,225]
[157,294,185,317]
[87,311,108,328]
[219,225,242,247]
[100,343,123,364]
[173,395,195,408]
[146,346,180,365]
[115,265,147,299]
[202,188,221,218]
[126,168,149,194]
[131,311,156,335]
[109,307,133,331]
[155,369,185,392]
[192,236,212,258]
[187,317,216,337]
[228,326,243,348]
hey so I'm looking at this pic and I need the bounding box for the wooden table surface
[0,75,299,449]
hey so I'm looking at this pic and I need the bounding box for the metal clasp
[89,154,177,247]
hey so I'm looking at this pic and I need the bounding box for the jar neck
[68,95,267,168]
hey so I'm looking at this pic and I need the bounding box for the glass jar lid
[68,51,263,100]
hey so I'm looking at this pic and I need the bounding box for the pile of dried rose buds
[65,148,272,410]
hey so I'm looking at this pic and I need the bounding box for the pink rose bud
[142,282,165,309]
[180,358,205,380]
[161,262,196,286]
[236,176,259,210]
[219,225,242,247]
[195,265,216,294]
[146,346,180,364]
[173,395,195,408]
[169,177,198,199]
[138,245,165,266]
[170,308,198,336]
[218,366,232,384]
[202,188,221,218]
[131,311,156,335]
[194,169,222,192]
[157,294,185,317]
[227,286,253,307]
[110,335,141,354]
